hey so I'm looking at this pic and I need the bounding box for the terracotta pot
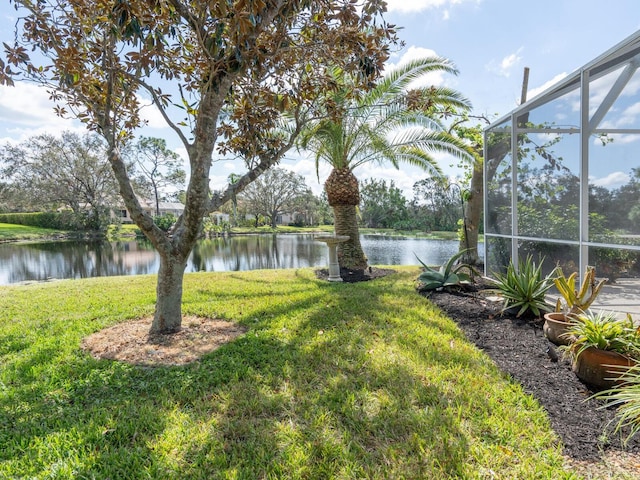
[543,312,574,346]
[572,346,637,390]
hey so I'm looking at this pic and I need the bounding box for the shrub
[0,211,77,230]
[153,213,177,232]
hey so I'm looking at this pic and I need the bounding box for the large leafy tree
[446,115,484,264]
[1,0,397,333]
[359,178,407,228]
[410,177,462,232]
[239,167,309,228]
[0,131,119,230]
[299,57,475,270]
[289,189,332,226]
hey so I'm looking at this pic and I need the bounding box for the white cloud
[281,153,329,196]
[0,83,85,142]
[386,0,480,14]
[138,97,170,129]
[500,53,520,73]
[604,133,640,145]
[358,163,418,197]
[485,48,523,78]
[527,72,569,101]
[613,101,640,128]
[590,171,630,189]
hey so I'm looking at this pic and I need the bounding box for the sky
[0,0,639,199]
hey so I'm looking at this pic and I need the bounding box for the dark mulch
[314,266,396,283]
[421,278,640,461]
[316,267,640,461]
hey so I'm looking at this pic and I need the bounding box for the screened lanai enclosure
[484,31,640,315]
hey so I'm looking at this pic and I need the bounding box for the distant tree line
[225,170,474,233]
[0,131,480,235]
[0,131,186,232]
[359,177,471,233]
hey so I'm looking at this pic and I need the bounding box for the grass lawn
[0,267,575,479]
[0,223,68,240]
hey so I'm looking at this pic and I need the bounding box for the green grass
[0,222,68,240]
[0,267,576,479]
[107,223,142,237]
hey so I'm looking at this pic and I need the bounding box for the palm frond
[393,146,443,176]
[366,57,460,107]
[296,55,472,178]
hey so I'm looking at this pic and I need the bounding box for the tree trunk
[333,204,368,270]
[151,251,188,334]
[154,184,160,217]
[461,160,483,265]
[324,167,368,271]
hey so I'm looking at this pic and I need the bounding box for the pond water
[0,234,484,285]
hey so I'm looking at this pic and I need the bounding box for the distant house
[118,199,185,223]
[209,211,230,225]
[276,212,295,225]
[276,211,317,226]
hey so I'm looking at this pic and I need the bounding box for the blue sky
[1,0,639,198]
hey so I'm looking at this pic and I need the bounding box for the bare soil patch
[82,315,247,367]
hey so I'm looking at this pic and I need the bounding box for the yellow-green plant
[553,265,607,316]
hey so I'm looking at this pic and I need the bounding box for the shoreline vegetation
[0,222,466,243]
[1,267,574,478]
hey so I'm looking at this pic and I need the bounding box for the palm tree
[299,57,475,271]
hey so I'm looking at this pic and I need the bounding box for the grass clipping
[82,316,246,367]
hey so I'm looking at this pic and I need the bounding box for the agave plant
[489,255,556,318]
[416,249,475,292]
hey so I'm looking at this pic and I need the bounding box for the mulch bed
[421,278,640,461]
[315,266,397,283]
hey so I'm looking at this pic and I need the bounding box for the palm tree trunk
[333,204,368,270]
[325,167,368,271]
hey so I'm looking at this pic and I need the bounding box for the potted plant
[561,311,639,390]
[543,265,607,345]
[489,255,556,318]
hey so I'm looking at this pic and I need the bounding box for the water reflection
[361,235,464,266]
[0,234,484,285]
[0,239,159,284]
[190,235,327,272]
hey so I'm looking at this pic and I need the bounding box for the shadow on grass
[0,269,561,478]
